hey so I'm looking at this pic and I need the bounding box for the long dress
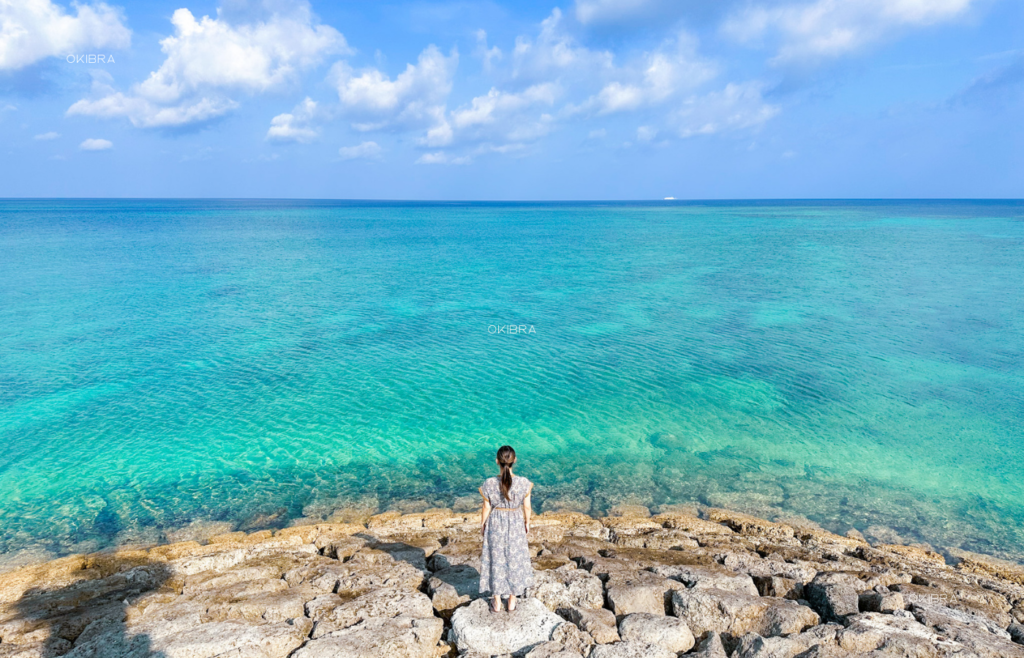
[479,474,535,597]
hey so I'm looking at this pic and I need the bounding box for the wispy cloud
[724,0,977,64]
[338,141,383,161]
[79,137,112,150]
[34,131,61,140]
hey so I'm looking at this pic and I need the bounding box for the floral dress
[479,474,534,596]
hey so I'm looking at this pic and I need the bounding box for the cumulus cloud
[0,0,131,71]
[675,81,779,137]
[582,33,716,114]
[67,1,346,128]
[338,141,382,160]
[330,45,456,127]
[724,0,976,63]
[79,137,112,150]
[34,131,60,140]
[266,97,319,142]
[512,9,614,82]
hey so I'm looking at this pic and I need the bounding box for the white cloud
[266,97,319,142]
[79,137,112,150]
[416,151,471,165]
[34,131,60,140]
[338,141,382,160]
[330,45,457,135]
[67,2,346,127]
[0,0,131,71]
[676,81,779,137]
[475,29,502,72]
[724,0,976,63]
[636,125,657,142]
[512,9,614,82]
[584,33,716,114]
[588,128,606,139]
[575,0,659,25]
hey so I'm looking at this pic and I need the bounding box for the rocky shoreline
[1,504,1023,657]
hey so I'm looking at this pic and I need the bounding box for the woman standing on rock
[480,445,534,613]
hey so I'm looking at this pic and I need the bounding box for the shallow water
[1,200,1022,566]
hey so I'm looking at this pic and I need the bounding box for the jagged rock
[617,612,695,653]
[651,564,759,596]
[692,632,728,657]
[529,566,604,612]
[448,597,563,656]
[1010,621,1024,644]
[428,564,481,615]
[546,621,594,656]
[704,509,795,540]
[671,588,819,637]
[307,588,434,637]
[293,615,444,658]
[732,624,843,658]
[561,606,619,644]
[604,571,683,616]
[858,586,905,614]
[587,640,675,658]
[806,574,859,622]
[754,576,803,600]
[892,580,1012,627]
[837,612,963,655]
[523,642,583,658]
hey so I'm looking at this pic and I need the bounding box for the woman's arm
[480,495,492,537]
[522,494,532,534]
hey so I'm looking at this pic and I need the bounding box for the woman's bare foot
[507,595,517,612]
[490,596,502,613]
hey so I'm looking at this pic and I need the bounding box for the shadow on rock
[8,556,173,657]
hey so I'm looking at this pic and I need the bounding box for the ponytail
[497,445,516,501]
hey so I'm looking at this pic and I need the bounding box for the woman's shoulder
[514,475,533,489]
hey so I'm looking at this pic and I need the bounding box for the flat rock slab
[293,616,444,658]
[449,597,563,656]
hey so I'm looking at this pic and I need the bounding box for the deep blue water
[1,199,1022,567]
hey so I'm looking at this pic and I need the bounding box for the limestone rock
[428,564,481,616]
[604,571,683,617]
[806,575,859,623]
[837,612,962,655]
[754,576,803,600]
[529,566,604,613]
[561,606,619,644]
[588,640,675,658]
[523,642,583,658]
[547,621,594,656]
[651,564,759,596]
[308,588,434,638]
[671,587,819,638]
[704,509,795,540]
[448,597,563,656]
[692,632,728,658]
[859,588,904,614]
[1010,621,1024,645]
[293,615,444,658]
[617,612,695,653]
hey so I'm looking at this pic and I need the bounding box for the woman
[479,445,534,612]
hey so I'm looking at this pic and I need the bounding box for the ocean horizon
[1,198,1022,570]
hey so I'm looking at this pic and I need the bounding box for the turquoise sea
[1,200,1023,568]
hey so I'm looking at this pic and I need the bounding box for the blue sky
[1,0,1021,199]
